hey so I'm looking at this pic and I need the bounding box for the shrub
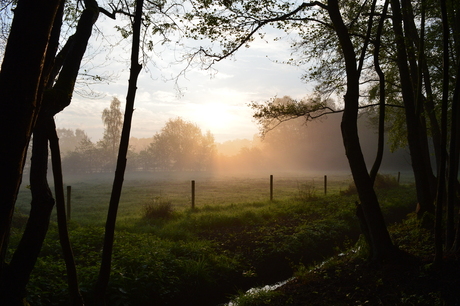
[143,198,174,220]
[373,173,399,189]
[340,173,399,196]
[296,181,317,201]
[340,182,357,196]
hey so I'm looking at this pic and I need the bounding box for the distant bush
[143,198,174,220]
[373,173,399,189]
[296,181,317,201]
[340,182,357,196]
[340,173,399,196]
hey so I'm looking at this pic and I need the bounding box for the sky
[54,13,312,143]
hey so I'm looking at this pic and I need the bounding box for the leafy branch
[250,94,403,137]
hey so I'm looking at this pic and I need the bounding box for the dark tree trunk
[447,0,460,252]
[93,0,143,303]
[434,0,449,264]
[0,0,63,273]
[390,0,436,216]
[369,0,389,184]
[0,116,55,305]
[49,119,84,305]
[0,0,98,303]
[328,0,397,262]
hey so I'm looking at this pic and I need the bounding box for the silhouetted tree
[0,0,63,278]
[184,0,400,262]
[57,128,88,156]
[100,97,123,165]
[145,117,217,171]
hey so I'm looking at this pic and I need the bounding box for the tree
[327,0,397,261]
[0,0,101,303]
[57,128,89,155]
[188,0,460,261]
[183,0,401,261]
[146,117,216,171]
[0,0,189,303]
[94,1,143,302]
[100,97,123,164]
[0,0,63,277]
[63,132,100,173]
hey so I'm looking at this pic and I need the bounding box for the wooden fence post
[270,175,273,201]
[66,185,71,221]
[324,175,327,195]
[191,180,195,209]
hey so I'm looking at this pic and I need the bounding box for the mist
[212,113,411,174]
[53,112,411,178]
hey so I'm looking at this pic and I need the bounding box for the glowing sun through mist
[192,102,245,135]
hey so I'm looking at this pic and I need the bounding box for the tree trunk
[0,0,98,302]
[390,0,436,216]
[93,0,143,303]
[434,0,449,264]
[0,116,55,305]
[328,0,396,262]
[369,0,389,184]
[446,2,460,252]
[49,118,84,306]
[0,0,63,273]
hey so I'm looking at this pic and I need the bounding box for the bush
[373,173,399,189]
[340,173,399,196]
[296,181,317,201]
[143,198,174,220]
[340,182,357,196]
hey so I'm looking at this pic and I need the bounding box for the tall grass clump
[296,181,317,201]
[143,198,174,220]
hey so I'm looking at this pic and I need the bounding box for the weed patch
[143,198,175,220]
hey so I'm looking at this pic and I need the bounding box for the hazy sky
[54,14,312,143]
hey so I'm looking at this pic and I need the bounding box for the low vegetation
[9,174,424,305]
[233,215,460,306]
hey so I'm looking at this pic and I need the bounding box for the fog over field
[53,111,411,177]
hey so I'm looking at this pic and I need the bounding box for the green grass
[15,171,407,224]
[10,171,416,305]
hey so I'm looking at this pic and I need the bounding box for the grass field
[14,170,412,226]
[10,170,418,305]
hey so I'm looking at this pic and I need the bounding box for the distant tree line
[60,116,218,173]
[59,101,409,174]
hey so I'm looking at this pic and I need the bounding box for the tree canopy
[145,117,216,171]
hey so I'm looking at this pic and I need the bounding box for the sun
[194,102,237,133]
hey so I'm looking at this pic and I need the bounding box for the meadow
[10,170,417,305]
[14,170,411,224]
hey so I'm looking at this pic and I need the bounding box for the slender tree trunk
[0,0,63,273]
[450,0,460,252]
[49,119,84,306]
[369,0,389,184]
[434,0,450,265]
[328,0,396,262]
[390,0,436,216]
[93,0,143,303]
[447,67,460,251]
